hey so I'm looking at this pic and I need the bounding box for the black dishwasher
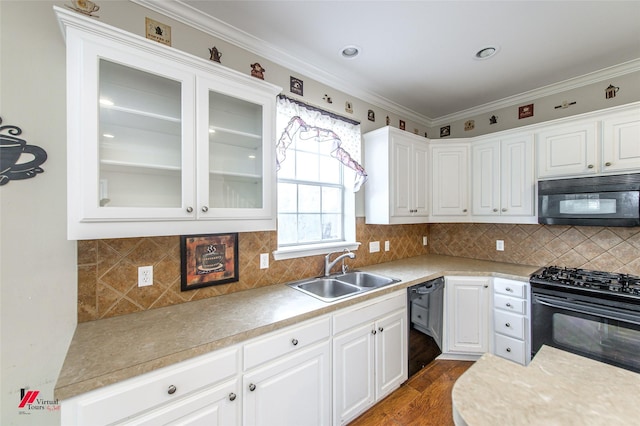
[407,277,444,377]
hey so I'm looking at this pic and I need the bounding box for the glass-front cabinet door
[60,6,280,239]
[71,37,196,223]
[196,77,275,221]
[98,59,191,211]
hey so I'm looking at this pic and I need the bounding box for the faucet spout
[324,250,356,277]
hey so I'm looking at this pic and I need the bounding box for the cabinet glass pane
[208,91,263,208]
[98,59,182,208]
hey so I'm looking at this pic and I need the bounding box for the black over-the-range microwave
[538,173,640,227]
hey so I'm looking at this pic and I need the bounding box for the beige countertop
[452,345,640,425]
[55,254,539,400]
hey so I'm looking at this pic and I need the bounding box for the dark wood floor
[349,360,474,426]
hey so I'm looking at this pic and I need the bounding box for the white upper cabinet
[536,103,640,180]
[430,142,469,218]
[364,127,429,224]
[536,119,598,179]
[472,134,535,221]
[57,7,281,239]
[601,109,640,173]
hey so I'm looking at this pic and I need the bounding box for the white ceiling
[138,1,640,124]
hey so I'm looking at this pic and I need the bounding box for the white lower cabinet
[492,278,531,365]
[443,277,490,356]
[332,291,407,425]
[61,347,241,426]
[242,316,331,426]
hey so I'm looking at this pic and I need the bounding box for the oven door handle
[534,295,640,326]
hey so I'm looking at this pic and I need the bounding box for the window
[273,97,366,260]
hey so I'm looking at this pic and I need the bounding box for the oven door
[531,289,640,373]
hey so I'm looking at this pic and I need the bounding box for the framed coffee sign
[180,233,239,291]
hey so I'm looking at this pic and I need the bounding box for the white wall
[0,2,76,425]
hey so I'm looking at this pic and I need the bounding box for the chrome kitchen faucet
[324,249,355,276]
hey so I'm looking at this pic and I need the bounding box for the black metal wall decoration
[290,76,303,96]
[0,117,47,186]
[250,63,265,80]
[209,46,222,63]
[605,84,620,99]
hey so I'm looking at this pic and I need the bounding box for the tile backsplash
[77,218,429,322]
[429,223,640,275]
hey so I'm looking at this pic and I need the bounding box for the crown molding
[131,0,639,128]
[431,58,640,126]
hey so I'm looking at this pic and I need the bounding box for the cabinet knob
[291,338,299,346]
[506,348,512,353]
[371,329,377,335]
[501,208,507,212]
[506,303,512,308]
[201,206,209,212]
[167,385,177,395]
[493,208,498,212]
[605,162,612,167]
[186,206,193,213]
[462,209,468,213]
[417,314,422,319]
[588,164,594,169]
[249,383,256,392]
[229,392,237,401]
[506,287,512,292]
[378,327,384,332]
[505,322,511,328]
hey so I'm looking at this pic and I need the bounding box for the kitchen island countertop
[452,345,640,425]
[55,254,539,400]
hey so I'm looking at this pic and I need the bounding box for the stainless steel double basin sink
[287,271,401,302]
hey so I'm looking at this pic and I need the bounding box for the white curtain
[275,96,367,191]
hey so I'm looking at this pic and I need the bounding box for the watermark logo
[18,389,39,408]
[18,388,60,414]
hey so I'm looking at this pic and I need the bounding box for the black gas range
[531,266,640,301]
[530,266,640,373]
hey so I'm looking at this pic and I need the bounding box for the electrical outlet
[496,240,505,251]
[260,253,269,269]
[423,236,428,246]
[384,241,390,251]
[369,241,380,253]
[138,265,153,287]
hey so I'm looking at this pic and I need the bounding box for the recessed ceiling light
[340,45,361,59]
[474,46,499,60]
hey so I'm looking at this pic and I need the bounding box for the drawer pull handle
[417,314,422,319]
[588,164,594,169]
[229,392,237,401]
[505,322,511,328]
[291,338,299,346]
[506,287,512,292]
[249,383,256,392]
[506,303,512,307]
[506,348,512,353]
[378,327,384,332]
[605,162,612,167]
[167,385,177,395]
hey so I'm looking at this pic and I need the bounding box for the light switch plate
[423,236,428,245]
[369,241,380,253]
[496,240,504,251]
[384,241,390,251]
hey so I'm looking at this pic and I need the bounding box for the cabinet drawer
[493,310,526,340]
[493,294,526,314]
[494,333,526,365]
[412,294,429,309]
[70,347,239,426]
[244,316,330,370]
[493,278,527,299]
[411,303,429,328]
